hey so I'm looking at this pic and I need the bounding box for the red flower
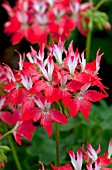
[51,139,112,170]
[0,109,22,125]
[13,120,36,145]
[2,0,93,44]
[21,95,68,136]
[1,39,108,145]
[69,87,107,120]
[82,142,101,163]
[51,164,73,170]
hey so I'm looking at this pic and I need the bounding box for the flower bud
[108,138,112,158]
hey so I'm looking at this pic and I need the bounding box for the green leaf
[0,146,10,152]
[60,117,76,132]
[27,127,56,165]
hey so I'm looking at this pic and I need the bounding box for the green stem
[95,0,107,10]
[7,135,22,170]
[0,129,13,141]
[86,0,93,62]
[0,127,22,170]
[85,29,92,63]
[57,102,63,113]
[55,122,60,166]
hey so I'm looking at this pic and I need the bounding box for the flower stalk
[55,122,60,166]
[0,129,13,141]
[0,127,22,170]
[95,0,107,10]
[55,102,63,166]
[86,0,93,62]
[7,135,22,170]
[86,28,92,63]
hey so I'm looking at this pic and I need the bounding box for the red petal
[61,90,71,107]
[51,164,73,170]
[85,60,96,73]
[45,87,61,103]
[67,80,82,92]
[11,31,24,44]
[0,110,21,125]
[17,88,29,105]
[74,72,91,84]
[21,107,42,122]
[13,120,36,145]
[99,155,111,167]
[80,98,92,120]
[69,98,80,117]
[84,90,107,102]
[40,114,53,137]
[13,132,21,145]
[25,26,37,44]
[5,16,21,33]
[30,80,47,93]
[50,110,68,124]
[22,98,34,114]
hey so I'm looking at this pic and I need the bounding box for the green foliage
[1,101,112,169]
[0,145,10,168]
[27,127,56,165]
[69,100,112,153]
[25,100,112,167]
[27,124,75,165]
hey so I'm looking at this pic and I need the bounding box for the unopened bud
[103,22,111,30]
[0,146,10,152]
[108,138,112,158]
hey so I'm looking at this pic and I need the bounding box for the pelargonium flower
[51,139,112,170]
[2,0,94,44]
[82,142,101,163]
[13,120,36,145]
[1,39,108,143]
[51,163,73,170]
[2,0,51,44]
[21,95,68,136]
[3,0,111,45]
[68,150,83,170]
[0,105,36,145]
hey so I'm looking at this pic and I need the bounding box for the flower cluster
[40,139,112,170]
[2,0,96,44]
[0,39,107,144]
